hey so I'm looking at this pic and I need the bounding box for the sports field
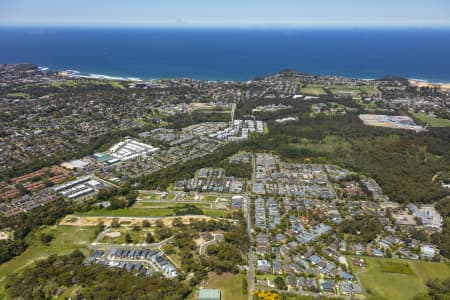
[328,84,379,97]
[348,256,450,300]
[187,272,246,300]
[412,112,450,127]
[0,225,96,296]
[300,85,327,96]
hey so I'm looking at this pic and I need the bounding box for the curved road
[199,233,224,256]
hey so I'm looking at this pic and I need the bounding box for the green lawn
[203,195,218,202]
[51,79,125,90]
[376,260,414,275]
[6,92,29,98]
[204,272,247,300]
[348,256,450,300]
[289,135,352,156]
[203,209,231,218]
[134,201,175,207]
[0,225,96,296]
[77,207,175,217]
[358,85,379,95]
[100,227,153,244]
[135,202,212,208]
[138,192,178,201]
[300,85,327,96]
[138,192,162,200]
[166,192,176,200]
[78,202,228,218]
[162,245,183,268]
[328,84,379,97]
[411,112,450,127]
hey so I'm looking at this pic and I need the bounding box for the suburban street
[245,194,255,300]
[246,152,256,300]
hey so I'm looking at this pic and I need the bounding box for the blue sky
[1,0,450,28]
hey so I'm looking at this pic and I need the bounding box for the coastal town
[1,64,449,174]
[0,63,449,300]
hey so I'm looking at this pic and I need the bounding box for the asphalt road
[89,229,174,250]
[246,152,256,300]
[199,233,224,256]
[245,194,255,300]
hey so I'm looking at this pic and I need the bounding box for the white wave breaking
[58,69,142,81]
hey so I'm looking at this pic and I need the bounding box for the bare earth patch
[60,215,216,227]
[105,231,121,238]
[0,231,10,240]
[194,236,206,248]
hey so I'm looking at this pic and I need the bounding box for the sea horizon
[1,27,450,83]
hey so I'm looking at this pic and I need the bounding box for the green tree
[145,232,155,244]
[111,218,120,228]
[274,276,287,290]
[39,233,54,245]
[124,233,132,243]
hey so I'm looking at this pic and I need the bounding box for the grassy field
[411,112,450,127]
[376,260,414,275]
[78,207,175,217]
[357,99,378,110]
[134,201,175,207]
[348,256,450,300]
[100,227,153,244]
[203,272,247,300]
[328,84,379,97]
[78,202,231,218]
[300,85,327,96]
[289,135,352,157]
[203,195,219,202]
[51,79,125,89]
[300,84,378,98]
[6,92,29,98]
[203,209,231,218]
[138,192,162,200]
[0,225,96,296]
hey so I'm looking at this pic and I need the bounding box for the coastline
[53,67,450,86]
[409,79,450,90]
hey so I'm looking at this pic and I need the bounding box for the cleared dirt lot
[60,214,215,227]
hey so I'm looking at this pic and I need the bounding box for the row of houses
[175,168,245,194]
[0,190,60,217]
[255,197,266,230]
[105,248,178,277]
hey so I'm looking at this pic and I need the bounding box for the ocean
[1,27,450,82]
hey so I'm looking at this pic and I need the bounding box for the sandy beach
[409,79,450,90]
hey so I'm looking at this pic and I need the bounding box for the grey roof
[199,288,221,299]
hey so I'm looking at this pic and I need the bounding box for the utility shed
[198,288,221,300]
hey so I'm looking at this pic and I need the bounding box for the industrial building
[109,138,159,161]
[53,176,106,201]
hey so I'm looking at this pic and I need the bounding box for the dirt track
[59,214,215,227]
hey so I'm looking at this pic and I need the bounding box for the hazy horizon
[1,0,450,28]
